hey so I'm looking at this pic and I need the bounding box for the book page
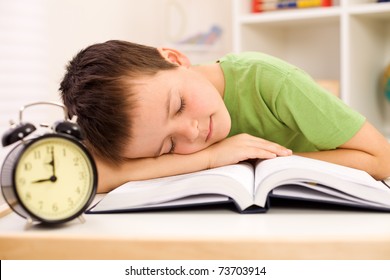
[273,184,390,209]
[255,155,382,188]
[127,194,230,209]
[90,162,255,212]
[253,155,390,208]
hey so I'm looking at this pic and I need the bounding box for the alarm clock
[0,101,97,225]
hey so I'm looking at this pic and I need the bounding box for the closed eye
[168,96,185,154]
[177,96,186,115]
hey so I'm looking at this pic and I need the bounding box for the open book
[88,155,390,214]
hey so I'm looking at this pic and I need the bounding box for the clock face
[14,135,96,222]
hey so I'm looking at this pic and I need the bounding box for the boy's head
[59,40,177,163]
[60,40,231,163]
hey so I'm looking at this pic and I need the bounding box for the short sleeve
[274,68,365,150]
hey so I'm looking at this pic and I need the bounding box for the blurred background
[1,0,390,148]
[0,0,232,134]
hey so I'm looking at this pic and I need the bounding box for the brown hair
[59,40,177,163]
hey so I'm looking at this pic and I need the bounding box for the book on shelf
[252,0,332,13]
[88,155,390,214]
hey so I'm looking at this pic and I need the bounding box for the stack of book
[252,0,332,13]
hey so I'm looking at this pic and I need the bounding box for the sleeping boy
[59,40,390,192]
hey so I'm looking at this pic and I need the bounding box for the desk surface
[2,145,390,260]
[1,194,390,260]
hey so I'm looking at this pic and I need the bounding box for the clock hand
[32,175,57,184]
[48,146,56,177]
[34,148,57,184]
[32,178,51,183]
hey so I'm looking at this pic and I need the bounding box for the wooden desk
[1,195,390,260]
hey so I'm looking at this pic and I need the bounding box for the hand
[48,146,56,177]
[32,176,57,184]
[206,133,292,169]
[32,147,58,184]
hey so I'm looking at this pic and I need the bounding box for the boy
[60,40,390,193]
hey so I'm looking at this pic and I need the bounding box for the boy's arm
[296,121,390,180]
[96,133,292,193]
[96,121,390,193]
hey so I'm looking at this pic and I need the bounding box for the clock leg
[78,215,86,224]
[24,217,34,230]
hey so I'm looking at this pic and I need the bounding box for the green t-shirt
[219,52,365,152]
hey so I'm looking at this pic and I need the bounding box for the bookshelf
[232,0,390,137]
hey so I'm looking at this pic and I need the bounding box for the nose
[177,119,199,142]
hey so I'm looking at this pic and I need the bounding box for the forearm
[96,150,211,193]
[296,148,390,181]
[296,121,390,181]
[96,133,292,193]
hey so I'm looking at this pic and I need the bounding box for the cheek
[188,90,217,114]
[186,92,204,111]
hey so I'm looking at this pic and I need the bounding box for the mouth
[205,116,213,142]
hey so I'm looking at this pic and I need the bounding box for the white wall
[0,0,231,136]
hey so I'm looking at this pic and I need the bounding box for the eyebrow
[154,89,172,157]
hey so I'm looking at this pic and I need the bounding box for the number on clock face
[14,137,94,221]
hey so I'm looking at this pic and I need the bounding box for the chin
[220,122,231,139]
[212,131,228,144]
[208,114,231,144]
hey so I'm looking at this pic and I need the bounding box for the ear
[157,47,191,67]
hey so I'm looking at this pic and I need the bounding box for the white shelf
[348,2,390,16]
[233,0,390,137]
[239,7,341,24]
